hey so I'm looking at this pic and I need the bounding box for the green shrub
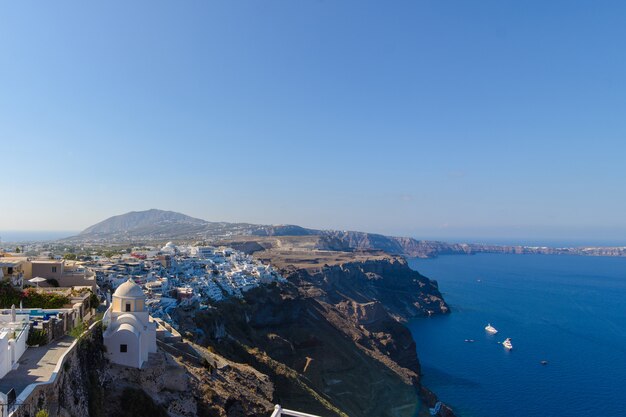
[0,282,22,308]
[21,288,70,309]
[89,291,100,309]
[69,321,86,339]
[36,410,49,417]
[0,283,70,309]
[27,329,48,346]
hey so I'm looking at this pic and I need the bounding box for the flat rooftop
[0,336,74,397]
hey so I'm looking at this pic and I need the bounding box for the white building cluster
[90,244,284,327]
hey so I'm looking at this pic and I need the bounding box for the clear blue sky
[1,1,625,244]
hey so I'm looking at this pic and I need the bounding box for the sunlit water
[407,254,626,417]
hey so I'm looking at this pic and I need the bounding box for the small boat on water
[540,360,548,365]
[464,339,475,343]
[485,323,498,334]
[502,338,513,350]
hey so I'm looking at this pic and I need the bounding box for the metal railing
[0,401,31,417]
[270,404,321,417]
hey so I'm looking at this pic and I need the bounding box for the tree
[15,247,20,253]
[63,253,77,260]
[89,291,100,309]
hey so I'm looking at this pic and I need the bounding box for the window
[125,303,131,312]
[120,344,127,353]
[52,267,57,273]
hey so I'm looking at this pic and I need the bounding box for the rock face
[97,347,274,417]
[16,323,274,417]
[316,231,476,258]
[17,257,454,417]
[298,257,449,320]
[181,256,453,417]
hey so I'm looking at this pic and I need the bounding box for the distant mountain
[71,209,626,258]
[80,209,208,236]
[74,209,316,241]
[71,209,479,257]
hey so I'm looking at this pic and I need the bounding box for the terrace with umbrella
[28,277,47,289]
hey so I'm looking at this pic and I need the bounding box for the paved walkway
[0,336,75,396]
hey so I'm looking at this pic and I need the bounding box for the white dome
[113,278,145,298]
[161,242,177,252]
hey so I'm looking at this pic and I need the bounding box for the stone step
[144,352,162,367]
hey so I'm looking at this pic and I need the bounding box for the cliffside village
[92,242,285,322]
[0,242,287,415]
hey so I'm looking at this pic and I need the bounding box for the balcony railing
[270,405,321,417]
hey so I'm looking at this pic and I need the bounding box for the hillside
[175,253,454,417]
[80,209,208,236]
[74,209,315,242]
[71,209,468,257]
[72,209,626,258]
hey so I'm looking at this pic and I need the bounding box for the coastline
[180,249,457,417]
[266,250,457,416]
[407,253,626,417]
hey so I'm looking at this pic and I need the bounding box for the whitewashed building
[0,308,29,379]
[103,279,156,368]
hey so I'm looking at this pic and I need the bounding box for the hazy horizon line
[1,229,625,248]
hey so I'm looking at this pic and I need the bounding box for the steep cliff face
[19,257,453,417]
[96,346,274,417]
[316,231,473,258]
[181,256,453,417]
[295,257,449,320]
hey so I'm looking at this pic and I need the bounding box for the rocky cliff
[20,255,454,417]
[17,323,275,417]
[293,257,449,320]
[175,255,454,417]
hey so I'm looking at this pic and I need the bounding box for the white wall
[105,327,140,368]
[0,334,9,379]
[12,325,28,365]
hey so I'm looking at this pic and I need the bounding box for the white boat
[503,338,513,350]
[485,323,498,334]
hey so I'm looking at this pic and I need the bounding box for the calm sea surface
[407,254,626,417]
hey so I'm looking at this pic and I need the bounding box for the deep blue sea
[407,254,626,417]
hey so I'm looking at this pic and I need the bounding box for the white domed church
[103,278,157,368]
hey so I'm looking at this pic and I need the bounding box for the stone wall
[10,322,106,417]
[27,310,80,346]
